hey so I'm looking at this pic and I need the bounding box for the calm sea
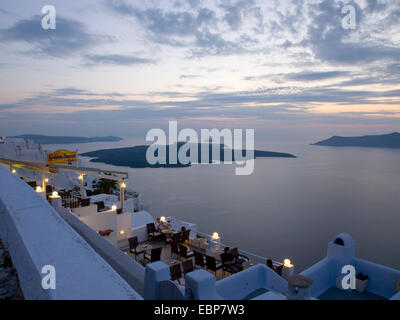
[46,137,400,272]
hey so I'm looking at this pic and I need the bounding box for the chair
[95,201,105,212]
[231,247,249,262]
[179,244,194,260]
[171,232,181,242]
[170,264,182,284]
[146,223,162,241]
[170,241,180,258]
[128,237,141,260]
[182,259,194,275]
[144,247,162,263]
[194,251,205,269]
[27,181,37,189]
[275,264,283,276]
[205,255,223,275]
[78,197,91,207]
[182,229,191,242]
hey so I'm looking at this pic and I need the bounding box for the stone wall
[0,238,24,300]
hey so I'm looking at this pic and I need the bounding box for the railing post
[144,262,170,300]
[184,270,223,300]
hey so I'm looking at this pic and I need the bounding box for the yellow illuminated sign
[47,150,77,165]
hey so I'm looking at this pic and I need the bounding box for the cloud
[304,0,400,64]
[84,54,156,66]
[0,8,13,16]
[0,15,109,57]
[244,71,350,82]
[180,74,201,79]
[220,0,264,33]
[52,88,127,97]
[286,71,350,81]
[105,0,259,57]
[0,104,17,110]
[9,81,400,117]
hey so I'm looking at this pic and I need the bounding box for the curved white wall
[0,165,142,300]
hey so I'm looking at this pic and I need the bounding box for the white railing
[195,230,282,266]
[62,196,80,209]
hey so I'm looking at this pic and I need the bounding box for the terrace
[120,218,293,288]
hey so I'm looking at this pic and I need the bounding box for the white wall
[0,166,142,300]
[72,204,98,217]
[80,212,118,246]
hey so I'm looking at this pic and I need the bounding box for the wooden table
[206,247,225,261]
[136,244,152,254]
[164,259,181,267]
[189,238,209,251]
[242,260,260,270]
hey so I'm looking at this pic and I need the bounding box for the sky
[0,0,399,141]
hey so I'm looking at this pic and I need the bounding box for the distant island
[312,132,400,148]
[81,143,296,168]
[8,135,123,145]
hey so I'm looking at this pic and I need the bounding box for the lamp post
[78,174,85,198]
[120,181,126,213]
[281,258,295,280]
[49,191,62,209]
[42,171,47,195]
[36,185,46,199]
[210,232,220,250]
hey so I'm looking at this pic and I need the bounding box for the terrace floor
[318,288,386,300]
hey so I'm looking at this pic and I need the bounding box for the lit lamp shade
[111,205,117,211]
[284,259,294,268]
[211,232,220,240]
[121,182,126,189]
[36,186,43,193]
[51,191,59,198]
[11,169,16,174]
[160,216,166,223]
[45,178,49,183]
[119,230,125,236]
[281,258,295,281]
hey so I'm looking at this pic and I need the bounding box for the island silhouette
[81,142,296,168]
[312,132,400,148]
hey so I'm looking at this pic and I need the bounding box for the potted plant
[356,273,369,293]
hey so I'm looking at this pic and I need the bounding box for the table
[164,259,181,267]
[136,244,152,254]
[242,260,260,270]
[161,229,175,240]
[189,238,209,251]
[206,247,225,261]
[161,229,174,234]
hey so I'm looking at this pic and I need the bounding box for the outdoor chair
[182,229,191,242]
[170,264,182,284]
[144,247,162,263]
[146,223,162,241]
[194,251,206,269]
[182,259,194,275]
[205,255,223,275]
[170,241,180,259]
[128,236,142,260]
[231,247,249,263]
[179,244,194,260]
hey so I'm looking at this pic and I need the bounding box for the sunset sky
[0,0,399,140]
